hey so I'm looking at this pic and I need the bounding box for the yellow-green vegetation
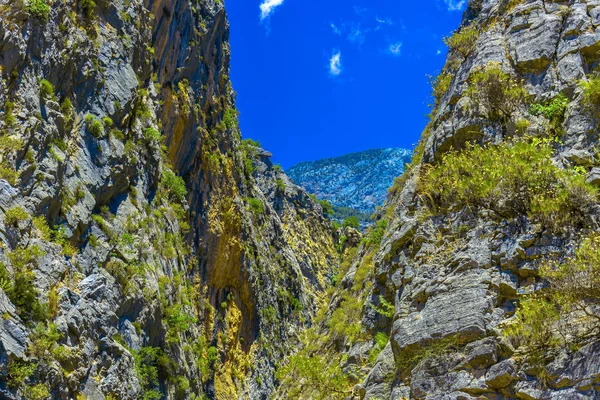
[160,167,187,202]
[85,114,104,138]
[530,93,568,133]
[368,331,389,363]
[241,138,260,179]
[431,72,453,105]
[0,106,24,184]
[276,340,353,400]
[466,62,527,122]
[5,206,30,226]
[133,346,166,400]
[505,234,600,353]
[80,0,96,20]
[222,107,238,130]
[3,101,17,127]
[0,245,49,323]
[27,0,50,20]
[245,197,264,215]
[276,249,374,399]
[342,216,360,229]
[38,79,55,101]
[444,23,479,59]
[580,74,600,111]
[418,137,597,231]
[397,334,461,372]
[364,219,388,247]
[372,296,394,318]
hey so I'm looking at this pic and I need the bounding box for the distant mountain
[287,148,412,214]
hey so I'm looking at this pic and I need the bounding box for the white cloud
[260,0,285,20]
[375,17,394,26]
[331,23,342,35]
[388,42,402,56]
[444,0,466,11]
[348,28,367,45]
[329,51,342,76]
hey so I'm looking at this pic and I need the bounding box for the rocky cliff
[287,148,413,214]
[0,0,337,399]
[277,0,600,399]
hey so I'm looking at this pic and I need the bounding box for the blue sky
[226,0,467,168]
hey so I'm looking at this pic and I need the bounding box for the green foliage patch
[27,0,50,20]
[38,79,55,101]
[85,114,104,138]
[505,234,600,354]
[418,137,597,232]
[160,168,187,203]
[0,246,49,323]
[246,197,264,215]
[342,216,360,229]
[444,24,479,58]
[466,62,527,122]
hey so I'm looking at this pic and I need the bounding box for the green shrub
[580,74,600,110]
[193,335,218,382]
[39,79,55,101]
[0,163,19,185]
[276,345,352,399]
[418,137,597,231]
[60,97,73,117]
[368,331,389,363]
[365,219,388,247]
[85,114,104,138]
[372,296,394,318]
[222,107,238,130]
[275,178,286,192]
[466,62,527,122]
[27,0,50,20]
[0,134,24,154]
[319,199,333,215]
[144,127,161,142]
[24,383,50,400]
[105,259,137,295]
[431,72,453,105]
[7,360,36,388]
[0,246,48,322]
[101,116,114,127]
[241,138,261,148]
[444,24,479,58]
[5,206,30,226]
[29,322,61,358]
[33,216,52,240]
[530,93,568,132]
[342,216,360,229]
[164,303,196,336]
[79,0,96,19]
[246,197,264,215]
[133,347,164,400]
[4,101,17,126]
[160,168,187,203]
[505,234,600,353]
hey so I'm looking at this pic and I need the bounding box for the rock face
[0,0,336,399]
[276,0,600,399]
[287,148,412,214]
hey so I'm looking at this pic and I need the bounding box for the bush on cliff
[418,137,597,232]
[505,234,600,352]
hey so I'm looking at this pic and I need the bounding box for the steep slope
[0,0,337,399]
[287,148,412,214]
[277,0,600,399]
